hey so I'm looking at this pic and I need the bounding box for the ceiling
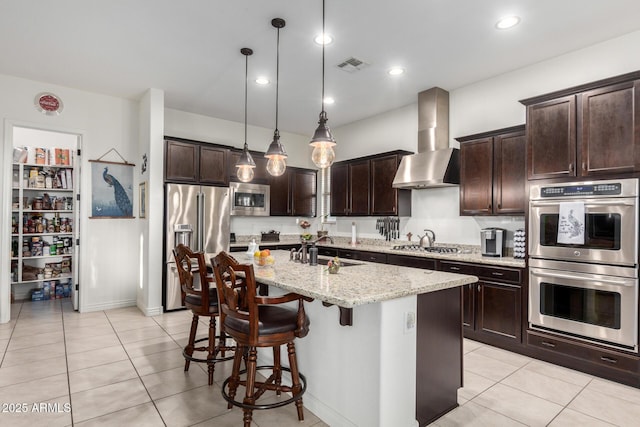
[2,1,640,137]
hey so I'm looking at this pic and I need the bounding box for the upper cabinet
[457,126,526,216]
[521,72,640,180]
[165,138,229,186]
[269,167,317,217]
[330,150,412,217]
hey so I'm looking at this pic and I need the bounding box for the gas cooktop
[392,245,460,254]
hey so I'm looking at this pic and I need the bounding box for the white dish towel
[557,202,585,244]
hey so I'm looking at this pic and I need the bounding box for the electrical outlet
[404,311,416,334]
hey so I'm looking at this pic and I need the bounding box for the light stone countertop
[236,250,478,308]
[231,236,526,269]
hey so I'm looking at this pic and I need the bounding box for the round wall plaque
[34,92,64,115]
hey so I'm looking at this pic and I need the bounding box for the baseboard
[80,299,137,313]
[139,305,163,317]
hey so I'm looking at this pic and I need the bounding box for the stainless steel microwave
[229,182,270,216]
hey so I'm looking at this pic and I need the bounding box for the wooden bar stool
[212,251,311,427]
[173,244,234,385]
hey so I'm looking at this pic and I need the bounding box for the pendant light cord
[321,0,326,114]
[275,25,280,132]
[244,52,248,148]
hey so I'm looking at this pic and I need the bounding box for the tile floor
[1,300,640,426]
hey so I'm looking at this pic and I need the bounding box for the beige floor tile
[472,345,533,368]
[71,377,151,423]
[116,324,170,344]
[66,344,129,372]
[190,410,255,427]
[141,365,210,400]
[109,317,159,333]
[585,377,640,406]
[251,393,323,427]
[473,383,563,426]
[1,340,66,368]
[63,324,117,340]
[463,351,520,382]
[463,338,484,354]
[0,355,67,388]
[568,387,640,426]
[73,401,165,427]
[65,333,121,355]
[130,348,185,377]
[0,372,69,403]
[458,370,496,401]
[159,320,202,335]
[549,408,616,426]
[123,335,181,359]
[69,359,138,393]
[435,400,527,427]
[6,330,64,351]
[0,327,14,339]
[0,338,8,353]
[501,365,584,406]
[520,360,593,387]
[0,396,71,427]
[11,321,63,338]
[154,384,230,427]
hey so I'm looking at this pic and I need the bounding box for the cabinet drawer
[317,247,338,257]
[527,331,638,372]
[475,265,521,284]
[358,251,387,264]
[387,254,437,270]
[439,261,476,275]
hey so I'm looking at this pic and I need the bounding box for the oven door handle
[530,268,636,287]
[530,200,636,207]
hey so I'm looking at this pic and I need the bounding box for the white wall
[0,74,141,319]
[326,29,640,247]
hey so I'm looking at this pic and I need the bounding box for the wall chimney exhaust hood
[392,87,460,189]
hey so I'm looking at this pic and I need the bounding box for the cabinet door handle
[449,266,460,271]
[600,356,618,364]
[569,163,574,173]
[487,204,491,210]
[491,272,504,276]
[477,284,481,292]
[541,341,556,348]
[582,162,587,171]
[497,203,501,209]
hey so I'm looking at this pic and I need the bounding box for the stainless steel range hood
[392,87,460,189]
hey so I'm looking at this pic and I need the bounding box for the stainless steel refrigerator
[164,183,230,311]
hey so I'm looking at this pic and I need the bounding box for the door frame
[1,119,84,322]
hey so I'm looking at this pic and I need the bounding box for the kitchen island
[245,250,478,427]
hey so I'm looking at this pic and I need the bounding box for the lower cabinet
[440,261,524,347]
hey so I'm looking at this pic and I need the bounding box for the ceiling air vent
[336,57,369,73]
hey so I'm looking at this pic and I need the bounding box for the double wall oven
[529,178,639,351]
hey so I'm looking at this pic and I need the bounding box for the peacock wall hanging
[89,149,135,218]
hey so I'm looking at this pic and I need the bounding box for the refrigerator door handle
[196,192,204,252]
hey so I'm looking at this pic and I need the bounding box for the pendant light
[310,0,336,169]
[235,47,256,183]
[265,18,288,177]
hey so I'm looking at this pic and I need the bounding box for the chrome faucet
[419,229,436,248]
[311,235,334,245]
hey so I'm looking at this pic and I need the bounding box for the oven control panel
[540,183,622,198]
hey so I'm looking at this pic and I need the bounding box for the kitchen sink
[317,257,361,267]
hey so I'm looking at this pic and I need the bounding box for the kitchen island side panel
[416,286,463,426]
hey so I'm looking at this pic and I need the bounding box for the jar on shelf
[33,197,43,210]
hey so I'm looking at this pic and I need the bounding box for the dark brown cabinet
[330,151,411,217]
[440,261,524,346]
[165,138,229,186]
[521,73,640,180]
[269,167,317,217]
[457,126,526,216]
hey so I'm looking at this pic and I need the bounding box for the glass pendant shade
[310,111,336,168]
[236,143,256,182]
[265,129,287,176]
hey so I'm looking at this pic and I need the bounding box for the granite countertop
[237,250,478,308]
[231,236,525,269]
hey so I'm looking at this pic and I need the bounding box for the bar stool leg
[287,341,305,421]
[227,344,244,410]
[242,346,258,427]
[185,314,199,372]
[206,317,216,385]
[273,345,282,396]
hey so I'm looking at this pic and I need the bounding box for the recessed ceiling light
[388,67,405,76]
[255,77,270,85]
[314,33,333,45]
[323,96,335,105]
[495,16,520,30]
